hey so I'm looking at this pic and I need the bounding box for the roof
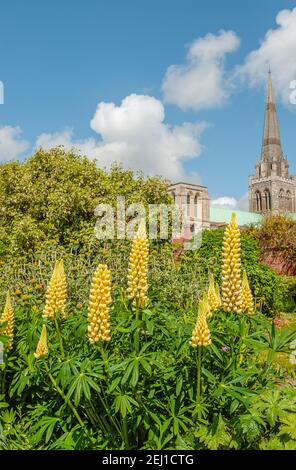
[210,207,296,225]
[210,207,262,225]
[168,182,207,189]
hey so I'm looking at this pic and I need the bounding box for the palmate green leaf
[259,436,296,450]
[108,376,121,393]
[175,435,194,450]
[175,375,183,397]
[202,367,217,384]
[131,361,139,387]
[279,413,296,440]
[209,343,224,362]
[119,352,155,387]
[139,357,152,375]
[66,372,100,406]
[251,390,296,427]
[121,361,136,386]
[148,411,161,426]
[113,394,138,418]
[224,388,250,407]
[49,429,76,450]
[195,415,234,450]
[9,371,31,397]
[32,416,60,445]
[57,358,78,388]
[229,399,239,415]
[238,411,265,442]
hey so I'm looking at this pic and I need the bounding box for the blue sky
[0,0,296,207]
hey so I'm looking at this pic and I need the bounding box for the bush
[1,276,295,450]
[181,229,286,315]
[246,215,296,276]
[0,147,171,255]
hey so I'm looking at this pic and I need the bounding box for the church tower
[249,71,296,214]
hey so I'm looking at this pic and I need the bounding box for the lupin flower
[241,270,254,314]
[201,292,211,318]
[34,324,48,358]
[127,222,149,309]
[221,213,242,313]
[88,264,112,343]
[0,291,14,350]
[190,299,211,347]
[207,274,220,313]
[215,283,222,308]
[43,260,67,320]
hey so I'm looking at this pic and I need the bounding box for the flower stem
[122,415,129,448]
[54,316,65,359]
[196,346,202,418]
[44,362,89,438]
[134,308,140,354]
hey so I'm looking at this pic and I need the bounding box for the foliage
[246,215,296,276]
[0,148,295,450]
[181,229,286,315]
[0,260,295,450]
[0,147,171,256]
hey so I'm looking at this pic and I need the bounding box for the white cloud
[237,7,296,105]
[211,196,237,209]
[211,193,249,211]
[36,94,209,181]
[0,126,30,162]
[162,30,240,111]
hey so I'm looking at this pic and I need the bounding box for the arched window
[186,193,191,215]
[194,193,199,217]
[255,191,262,212]
[263,189,271,211]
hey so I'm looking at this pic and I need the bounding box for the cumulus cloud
[211,196,237,209]
[36,94,209,181]
[211,193,249,211]
[0,126,30,162]
[162,30,240,111]
[237,7,296,105]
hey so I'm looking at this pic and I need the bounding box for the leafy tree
[0,147,171,255]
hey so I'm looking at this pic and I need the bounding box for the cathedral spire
[249,70,296,215]
[261,70,283,161]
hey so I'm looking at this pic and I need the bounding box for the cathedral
[169,71,296,229]
[249,71,296,214]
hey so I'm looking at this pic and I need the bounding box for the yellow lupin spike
[215,283,222,307]
[43,260,67,320]
[241,270,254,314]
[34,324,48,358]
[221,213,242,313]
[190,299,211,347]
[202,291,212,318]
[207,274,220,313]
[88,264,112,343]
[127,222,149,309]
[0,291,14,351]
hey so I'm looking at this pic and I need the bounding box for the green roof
[210,207,296,225]
[210,207,262,225]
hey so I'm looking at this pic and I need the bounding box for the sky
[0,0,296,209]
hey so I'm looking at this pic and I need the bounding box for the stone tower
[249,71,296,214]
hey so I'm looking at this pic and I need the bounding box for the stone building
[168,182,210,231]
[249,71,296,214]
